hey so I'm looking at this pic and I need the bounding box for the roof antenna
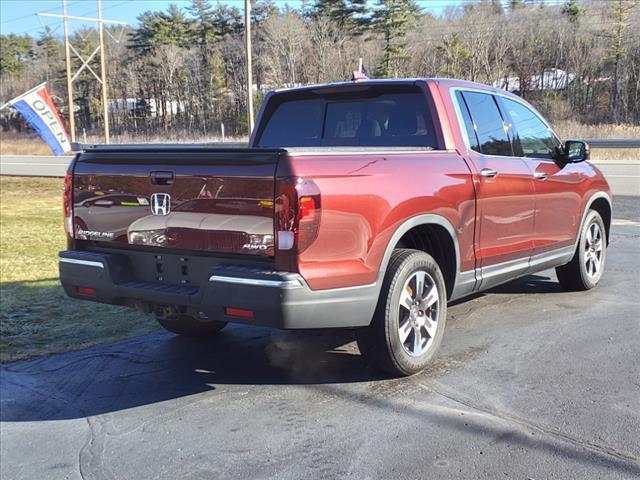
[351,58,369,82]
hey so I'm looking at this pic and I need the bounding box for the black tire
[556,210,607,291]
[155,314,227,337]
[356,249,447,377]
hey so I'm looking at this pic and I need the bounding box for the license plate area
[102,249,210,286]
[89,246,274,287]
[150,254,193,285]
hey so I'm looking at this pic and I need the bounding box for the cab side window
[502,98,561,159]
[460,91,513,157]
[455,91,480,151]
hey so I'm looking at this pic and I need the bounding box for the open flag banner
[8,83,71,156]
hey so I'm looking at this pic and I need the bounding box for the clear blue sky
[0,0,473,36]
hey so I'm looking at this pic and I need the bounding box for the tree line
[1,0,639,139]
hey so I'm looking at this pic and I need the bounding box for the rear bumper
[59,250,377,329]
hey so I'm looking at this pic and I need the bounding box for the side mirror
[564,140,590,163]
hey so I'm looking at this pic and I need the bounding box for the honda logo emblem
[150,193,171,215]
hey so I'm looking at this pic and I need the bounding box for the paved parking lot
[1,196,639,480]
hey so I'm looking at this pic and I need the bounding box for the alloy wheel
[398,270,439,357]
[584,221,603,278]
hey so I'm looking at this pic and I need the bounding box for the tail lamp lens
[63,173,73,237]
[275,178,320,253]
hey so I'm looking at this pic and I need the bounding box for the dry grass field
[0,132,246,156]
[0,176,157,363]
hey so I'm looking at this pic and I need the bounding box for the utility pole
[37,1,125,144]
[97,0,109,143]
[244,0,254,136]
[62,0,75,142]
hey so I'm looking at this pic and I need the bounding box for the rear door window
[461,91,513,156]
[455,91,480,151]
[257,87,438,148]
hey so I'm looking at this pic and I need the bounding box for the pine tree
[36,27,62,85]
[187,0,216,50]
[131,4,192,54]
[373,0,420,78]
[312,0,370,33]
[0,34,34,76]
[561,0,585,22]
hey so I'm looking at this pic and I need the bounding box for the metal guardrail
[585,139,640,148]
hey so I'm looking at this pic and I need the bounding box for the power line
[0,0,83,25]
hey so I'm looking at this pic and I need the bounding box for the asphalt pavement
[1,154,639,196]
[1,196,639,480]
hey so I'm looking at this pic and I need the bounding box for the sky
[0,0,471,36]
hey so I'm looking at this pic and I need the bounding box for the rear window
[256,86,438,148]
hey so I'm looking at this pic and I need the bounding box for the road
[1,196,639,479]
[1,154,639,196]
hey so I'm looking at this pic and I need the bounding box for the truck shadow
[1,273,563,422]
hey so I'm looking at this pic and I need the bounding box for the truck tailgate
[71,147,283,257]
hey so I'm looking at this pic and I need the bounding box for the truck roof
[272,77,513,97]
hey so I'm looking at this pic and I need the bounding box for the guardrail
[585,139,640,148]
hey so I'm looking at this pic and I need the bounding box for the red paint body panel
[276,152,476,290]
[431,78,611,268]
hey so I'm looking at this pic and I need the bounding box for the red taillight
[63,173,73,238]
[298,196,316,219]
[76,287,97,297]
[275,177,321,255]
[225,307,254,318]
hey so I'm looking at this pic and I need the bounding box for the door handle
[480,168,498,178]
[150,171,174,185]
[533,171,549,180]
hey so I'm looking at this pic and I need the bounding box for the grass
[0,132,247,156]
[590,148,640,161]
[554,121,640,161]
[0,134,70,156]
[0,176,157,363]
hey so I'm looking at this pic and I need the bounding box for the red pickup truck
[59,78,611,376]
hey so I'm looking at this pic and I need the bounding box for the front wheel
[357,249,447,377]
[556,209,607,291]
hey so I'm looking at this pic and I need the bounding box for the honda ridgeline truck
[59,79,611,376]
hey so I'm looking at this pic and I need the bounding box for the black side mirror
[564,140,590,163]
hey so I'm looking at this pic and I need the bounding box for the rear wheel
[556,209,607,291]
[155,313,227,337]
[357,249,447,377]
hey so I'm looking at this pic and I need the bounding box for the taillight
[63,172,73,238]
[275,177,321,255]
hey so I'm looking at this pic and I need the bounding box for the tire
[155,313,227,337]
[556,209,607,291]
[356,249,447,377]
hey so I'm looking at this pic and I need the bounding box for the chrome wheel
[584,221,603,278]
[398,270,439,357]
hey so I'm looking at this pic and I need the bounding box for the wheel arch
[376,215,461,300]
[579,192,612,247]
[589,196,612,245]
